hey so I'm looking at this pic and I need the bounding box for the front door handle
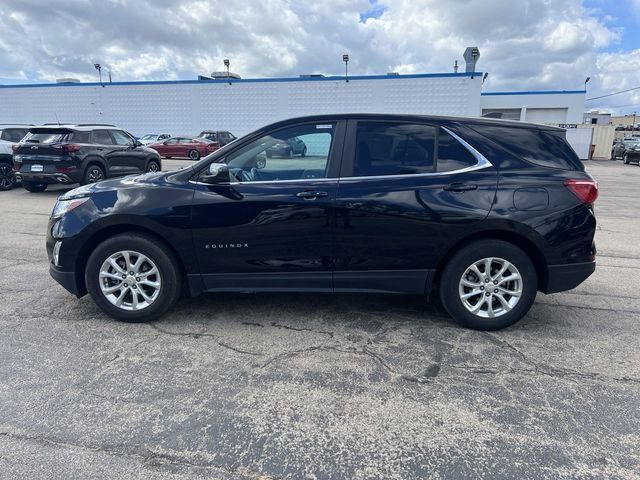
[296,190,329,200]
[443,183,478,192]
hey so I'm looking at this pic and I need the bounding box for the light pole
[343,54,349,83]
[584,76,590,91]
[94,63,103,87]
[223,58,231,85]
[482,72,489,84]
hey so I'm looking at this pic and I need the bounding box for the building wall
[480,90,586,124]
[0,73,482,137]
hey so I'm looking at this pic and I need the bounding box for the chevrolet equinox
[46,114,598,330]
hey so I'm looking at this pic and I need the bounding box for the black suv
[198,130,236,146]
[14,124,162,192]
[46,114,597,330]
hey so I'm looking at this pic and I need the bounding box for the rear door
[90,129,121,176]
[333,119,498,294]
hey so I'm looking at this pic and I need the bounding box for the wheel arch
[73,223,187,297]
[83,156,107,176]
[432,229,547,292]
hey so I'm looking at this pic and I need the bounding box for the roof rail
[0,123,34,126]
[75,123,116,127]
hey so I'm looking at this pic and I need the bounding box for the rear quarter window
[470,124,583,170]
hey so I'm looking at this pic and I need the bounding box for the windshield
[141,134,156,140]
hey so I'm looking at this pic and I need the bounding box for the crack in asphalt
[0,430,257,478]
[149,324,262,356]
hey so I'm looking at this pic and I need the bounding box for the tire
[22,181,47,192]
[439,240,537,330]
[146,159,161,173]
[85,233,182,322]
[301,146,307,157]
[165,156,172,159]
[188,149,200,161]
[623,154,629,164]
[611,151,616,160]
[83,164,105,185]
[0,162,17,191]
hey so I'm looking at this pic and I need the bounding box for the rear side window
[437,129,477,172]
[355,122,436,176]
[1,128,29,142]
[470,124,583,170]
[91,130,114,145]
[69,131,90,143]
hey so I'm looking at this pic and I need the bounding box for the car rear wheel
[146,160,160,173]
[0,162,17,191]
[301,146,307,157]
[189,149,200,160]
[83,164,105,185]
[22,181,47,192]
[623,154,629,164]
[439,240,537,330]
[85,233,182,322]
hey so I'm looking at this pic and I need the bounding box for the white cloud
[0,0,637,113]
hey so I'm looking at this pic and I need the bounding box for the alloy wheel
[88,167,104,182]
[99,250,162,311]
[0,163,16,190]
[458,257,522,318]
[148,162,160,172]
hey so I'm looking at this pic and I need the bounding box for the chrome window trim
[189,125,493,186]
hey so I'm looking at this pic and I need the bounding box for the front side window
[111,130,134,146]
[91,130,114,145]
[224,123,335,182]
[166,138,178,144]
[355,122,436,177]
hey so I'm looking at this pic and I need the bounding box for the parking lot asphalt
[1,158,639,479]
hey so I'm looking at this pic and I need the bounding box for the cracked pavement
[0,158,639,479]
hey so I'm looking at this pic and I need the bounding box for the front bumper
[542,261,596,294]
[49,263,82,296]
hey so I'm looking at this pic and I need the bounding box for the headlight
[51,197,90,218]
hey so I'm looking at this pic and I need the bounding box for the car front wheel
[146,159,161,173]
[439,240,537,330]
[85,233,182,322]
[188,149,200,160]
[0,162,17,191]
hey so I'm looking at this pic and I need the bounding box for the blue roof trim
[0,72,483,89]
[482,90,586,96]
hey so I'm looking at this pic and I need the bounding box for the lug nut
[480,286,484,290]
[129,271,134,275]
[122,274,126,279]
[123,283,128,287]
[136,277,140,282]
[485,278,490,282]
[132,285,137,289]
[493,280,498,285]
[485,292,491,296]
[494,289,498,293]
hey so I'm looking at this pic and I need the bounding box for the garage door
[525,108,568,124]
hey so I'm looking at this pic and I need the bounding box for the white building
[0,72,590,156]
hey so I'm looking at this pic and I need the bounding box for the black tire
[439,240,537,330]
[83,164,105,185]
[611,151,616,160]
[256,157,266,169]
[85,233,182,322]
[188,149,200,161]
[22,181,47,192]
[301,146,307,157]
[146,159,161,173]
[623,154,629,164]
[165,156,172,159]
[0,162,17,191]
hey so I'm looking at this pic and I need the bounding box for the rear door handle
[296,190,329,200]
[443,183,478,192]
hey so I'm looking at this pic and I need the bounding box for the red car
[148,137,219,160]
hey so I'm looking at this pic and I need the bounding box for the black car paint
[47,114,596,300]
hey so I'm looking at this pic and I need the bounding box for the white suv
[0,124,32,190]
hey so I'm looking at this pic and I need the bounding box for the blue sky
[0,0,639,113]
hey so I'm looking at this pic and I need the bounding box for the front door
[109,130,146,174]
[332,120,498,294]
[190,120,345,292]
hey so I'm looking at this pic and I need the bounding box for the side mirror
[134,140,143,147]
[201,163,230,184]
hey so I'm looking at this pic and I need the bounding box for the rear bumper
[20,171,79,184]
[542,261,595,294]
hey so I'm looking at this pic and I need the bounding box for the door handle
[443,183,478,192]
[296,190,329,200]
[96,147,104,151]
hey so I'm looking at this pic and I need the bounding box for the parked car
[148,136,219,160]
[13,124,162,192]
[266,136,307,158]
[622,143,640,165]
[612,138,640,160]
[0,124,32,190]
[139,134,171,145]
[46,114,597,330]
[198,130,236,146]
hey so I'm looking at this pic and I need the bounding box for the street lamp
[584,76,591,90]
[223,58,231,85]
[94,63,103,87]
[343,54,349,83]
[482,72,489,84]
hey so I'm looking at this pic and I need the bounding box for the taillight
[12,144,20,152]
[564,179,598,205]
[52,144,81,152]
[56,166,74,173]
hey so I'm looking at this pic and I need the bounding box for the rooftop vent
[56,78,80,83]
[299,74,325,78]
